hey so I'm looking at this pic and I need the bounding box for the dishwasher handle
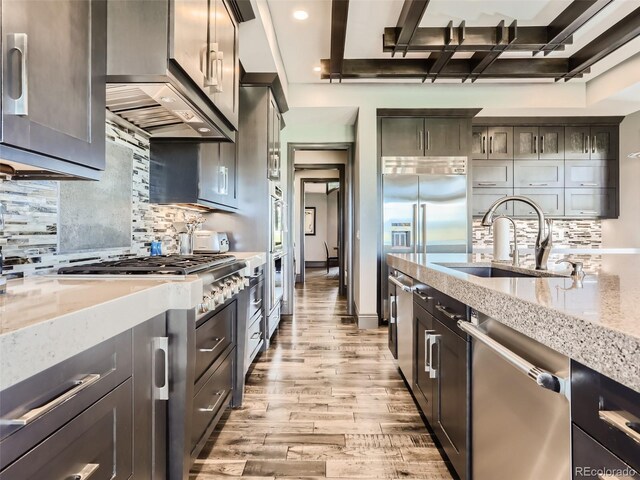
[457,320,566,395]
[388,275,413,293]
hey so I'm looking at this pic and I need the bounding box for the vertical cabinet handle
[585,134,591,154]
[5,33,29,116]
[540,135,544,154]
[426,130,430,151]
[533,135,537,154]
[153,337,169,401]
[592,135,597,154]
[482,136,486,154]
[416,127,421,151]
[427,333,440,379]
[489,136,493,154]
[390,298,397,321]
[70,463,100,480]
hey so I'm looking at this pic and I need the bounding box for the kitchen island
[387,252,640,393]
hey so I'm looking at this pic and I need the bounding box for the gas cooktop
[57,254,237,276]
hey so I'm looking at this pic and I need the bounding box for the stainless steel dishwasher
[389,271,414,388]
[458,311,571,480]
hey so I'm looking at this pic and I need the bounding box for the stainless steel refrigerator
[382,156,469,321]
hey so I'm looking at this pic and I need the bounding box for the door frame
[287,143,354,315]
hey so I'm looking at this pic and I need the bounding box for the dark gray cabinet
[425,118,466,156]
[132,315,168,479]
[514,127,564,160]
[150,139,238,211]
[472,160,513,188]
[380,118,425,157]
[415,304,435,425]
[514,160,564,188]
[473,126,513,159]
[565,160,616,188]
[513,188,564,217]
[268,94,282,180]
[565,188,617,218]
[472,188,514,216]
[565,126,617,160]
[0,0,106,179]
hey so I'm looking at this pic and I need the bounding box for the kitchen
[0,1,639,479]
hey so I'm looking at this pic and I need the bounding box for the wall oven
[270,182,284,253]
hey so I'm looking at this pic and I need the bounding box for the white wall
[304,192,329,262]
[602,110,640,248]
[327,189,339,252]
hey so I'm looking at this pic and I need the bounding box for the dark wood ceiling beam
[561,6,640,80]
[329,0,350,82]
[426,21,460,82]
[393,0,432,56]
[464,20,517,82]
[383,25,569,52]
[320,57,572,79]
[538,0,613,55]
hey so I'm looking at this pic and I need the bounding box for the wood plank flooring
[191,268,453,480]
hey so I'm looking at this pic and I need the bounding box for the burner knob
[204,293,216,311]
[243,277,250,287]
[213,287,224,304]
[235,275,245,291]
[197,301,209,314]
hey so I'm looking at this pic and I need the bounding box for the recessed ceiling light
[160,96,175,103]
[293,10,308,20]
[313,66,321,72]
[198,127,211,133]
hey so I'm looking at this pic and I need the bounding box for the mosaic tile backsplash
[0,119,186,278]
[472,218,602,250]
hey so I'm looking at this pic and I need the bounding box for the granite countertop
[230,251,268,270]
[387,253,640,393]
[0,275,202,390]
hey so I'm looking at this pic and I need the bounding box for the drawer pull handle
[251,331,262,340]
[69,463,99,480]
[199,337,225,353]
[477,182,497,186]
[435,304,463,321]
[199,390,226,412]
[415,291,433,302]
[0,374,101,427]
[252,299,263,308]
[580,183,598,186]
[599,409,640,445]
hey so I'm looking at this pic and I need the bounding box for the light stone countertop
[230,251,267,271]
[387,253,640,393]
[0,275,202,390]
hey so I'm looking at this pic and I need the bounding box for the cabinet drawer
[195,302,234,384]
[513,160,564,187]
[472,160,513,188]
[472,188,514,217]
[565,160,616,188]
[572,425,638,479]
[565,188,617,218]
[0,331,132,468]
[513,188,564,217]
[571,361,640,472]
[191,350,233,454]
[249,278,265,319]
[268,303,281,338]
[0,379,133,480]
[431,291,468,338]
[247,313,264,365]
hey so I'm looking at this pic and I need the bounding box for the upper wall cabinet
[565,126,618,160]
[380,117,469,157]
[514,127,564,160]
[268,95,282,181]
[472,126,513,160]
[0,0,106,179]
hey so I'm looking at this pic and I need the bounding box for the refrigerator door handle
[412,203,418,254]
[421,204,427,254]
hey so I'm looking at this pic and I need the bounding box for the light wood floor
[191,268,453,479]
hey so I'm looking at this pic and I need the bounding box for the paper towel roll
[493,217,512,261]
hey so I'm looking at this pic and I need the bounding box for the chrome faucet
[481,196,553,270]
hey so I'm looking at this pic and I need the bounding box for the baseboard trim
[354,302,379,329]
[295,274,303,284]
[304,261,326,268]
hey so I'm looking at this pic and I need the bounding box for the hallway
[191,269,453,479]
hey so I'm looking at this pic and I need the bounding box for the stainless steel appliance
[194,231,230,253]
[459,311,570,480]
[267,252,284,340]
[382,156,469,320]
[387,275,398,359]
[389,271,414,385]
[270,182,284,253]
[58,254,250,479]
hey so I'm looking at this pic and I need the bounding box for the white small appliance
[193,231,230,253]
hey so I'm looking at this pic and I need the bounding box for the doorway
[287,145,354,314]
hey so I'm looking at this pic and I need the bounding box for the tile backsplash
[472,218,602,249]
[0,118,185,278]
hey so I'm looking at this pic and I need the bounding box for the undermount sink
[435,264,564,278]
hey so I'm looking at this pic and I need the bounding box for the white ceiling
[266,0,640,84]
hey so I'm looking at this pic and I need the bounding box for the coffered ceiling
[266,0,640,84]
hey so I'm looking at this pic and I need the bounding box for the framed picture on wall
[304,207,316,236]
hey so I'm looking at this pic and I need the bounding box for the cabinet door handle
[0,374,101,427]
[533,135,537,154]
[426,332,440,379]
[540,135,544,154]
[426,130,430,151]
[199,336,225,352]
[489,136,493,154]
[585,134,590,154]
[435,304,463,321]
[416,128,421,150]
[415,291,433,302]
[199,390,226,412]
[251,331,262,340]
[592,135,597,154]
[153,336,169,401]
[482,136,486,154]
[598,409,640,444]
[70,463,100,480]
[390,298,397,320]
[5,33,28,116]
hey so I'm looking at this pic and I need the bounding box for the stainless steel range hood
[106,84,225,139]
